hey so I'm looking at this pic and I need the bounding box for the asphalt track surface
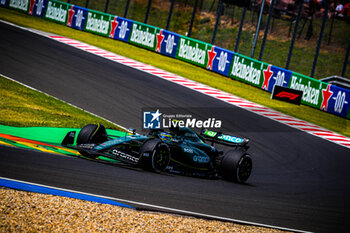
[1,21,349,232]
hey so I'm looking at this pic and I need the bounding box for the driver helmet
[159,132,172,141]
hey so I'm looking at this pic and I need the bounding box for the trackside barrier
[2,0,350,119]
[176,36,211,69]
[156,29,180,58]
[129,21,159,51]
[228,53,268,89]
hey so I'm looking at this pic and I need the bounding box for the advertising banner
[208,46,234,77]
[9,0,29,12]
[29,0,48,17]
[288,72,324,109]
[228,53,267,88]
[84,9,111,37]
[67,5,87,31]
[264,65,292,92]
[155,29,180,58]
[109,16,133,42]
[129,21,159,50]
[320,84,350,118]
[44,0,69,24]
[176,36,210,68]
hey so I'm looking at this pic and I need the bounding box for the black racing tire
[220,150,252,183]
[139,139,170,173]
[77,124,107,159]
[77,124,107,145]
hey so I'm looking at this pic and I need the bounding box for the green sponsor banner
[228,54,267,88]
[85,9,111,37]
[288,72,325,109]
[44,0,69,24]
[129,21,159,50]
[176,36,210,68]
[8,0,29,12]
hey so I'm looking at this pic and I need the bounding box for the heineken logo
[231,56,261,85]
[178,38,206,65]
[45,1,67,23]
[9,0,28,10]
[130,24,155,48]
[290,75,321,105]
[86,12,109,34]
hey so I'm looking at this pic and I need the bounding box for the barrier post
[166,0,175,30]
[258,0,275,61]
[211,0,223,45]
[342,39,350,77]
[124,0,130,18]
[188,0,199,37]
[286,0,303,70]
[234,7,247,53]
[310,0,329,78]
[104,0,110,13]
[251,0,265,58]
[144,0,152,24]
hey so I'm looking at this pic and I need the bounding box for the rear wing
[200,129,249,148]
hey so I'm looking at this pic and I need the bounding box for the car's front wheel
[76,123,107,159]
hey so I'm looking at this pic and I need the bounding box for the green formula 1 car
[62,123,252,183]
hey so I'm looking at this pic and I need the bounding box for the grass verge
[0,7,349,137]
[0,75,124,130]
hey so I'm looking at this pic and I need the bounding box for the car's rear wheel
[220,149,252,183]
[77,124,107,158]
[139,139,170,172]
